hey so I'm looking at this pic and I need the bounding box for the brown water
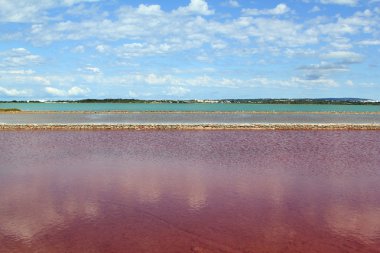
[0,130,380,253]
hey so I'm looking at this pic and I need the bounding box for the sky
[0,0,380,100]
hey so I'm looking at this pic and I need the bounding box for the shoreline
[1,111,380,115]
[1,123,380,130]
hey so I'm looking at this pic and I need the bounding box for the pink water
[0,130,380,253]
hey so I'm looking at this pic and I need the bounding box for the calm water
[2,112,380,125]
[1,102,380,112]
[0,130,380,252]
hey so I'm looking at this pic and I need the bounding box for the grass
[0,108,21,112]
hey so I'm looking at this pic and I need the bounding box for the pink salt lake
[0,130,379,253]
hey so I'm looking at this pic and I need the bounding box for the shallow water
[0,130,380,253]
[1,102,380,112]
[1,112,380,125]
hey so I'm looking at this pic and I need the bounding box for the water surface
[0,130,380,252]
[1,102,380,112]
[1,112,380,125]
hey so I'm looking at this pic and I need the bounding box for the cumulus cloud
[346,80,354,86]
[165,86,190,96]
[176,0,214,15]
[299,62,349,72]
[22,1,327,51]
[0,0,101,23]
[75,72,342,90]
[0,1,378,99]
[224,0,240,8]
[358,40,380,46]
[116,43,174,58]
[68,86,90,95]
[29,4,217,46]
[83,66,101,74]
[242,4,290,16]
[136,4,162,15]
[320,0,358,6]
[310,6,321,13]
[128,91,138,97]
[297,50,364,83]
[322,51,364,63]
[0,73,51,86]
[0,69,35,75]
[72,45,85,53]
[95,44,109,53]
[313,9,376,38]
[329,37,353,50]
[0,86,31,96]
[298,61,349,83]
[142,74,177,85]
[45,86,90,96]
[291,77,339,88]
[45,87,66,96]
[0,48,43,67]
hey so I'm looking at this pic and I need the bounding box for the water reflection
[0,130,379,252]
[327,205,380,243]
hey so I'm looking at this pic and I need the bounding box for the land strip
[1,124,380,130]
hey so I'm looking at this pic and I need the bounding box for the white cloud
[243,4,290,16]
[310,6,321,13]
[320,0,358,6]
[45,86,89,96]
[313,10,377,38]
[243,18,318,46]
[322,51,363,63]
[24,2,324,51]
[128,91,138,97]
[32,76,51,85]
[45,87,66,96]
[176,0,214,16]
[225,0,240,8]
[0,70,344,99]
[0,69,35,75]
[83,66,101,74]
[0,0,378,100]
[0,86,31,96]
[72,45,85,53]
[68,86,90,95]
[329,37,353,50]
[143,74,178,85]
[165,86,191,96]
[0,48,43,67]
[358,40,380,46]
[0,72,52,86]
[65,2,102,17]
[291,77,339,88]
[298,61,349,83]
[0,0,101,23]
[116,43,174,58]
[299,62,349,72]
[136,4,162,15]
[78,72,342,90]
[63,0,100,5]
[346,80,354,86]
[95,44,109,53]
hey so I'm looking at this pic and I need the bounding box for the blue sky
[0,0,379,100]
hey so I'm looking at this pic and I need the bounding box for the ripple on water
[0,130,379,252]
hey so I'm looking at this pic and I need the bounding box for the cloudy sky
[0,0,379,100]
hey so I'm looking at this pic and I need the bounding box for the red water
[0,130,380,253]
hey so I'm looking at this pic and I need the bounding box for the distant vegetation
[0,98,379,105]
[0,108,21,112]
